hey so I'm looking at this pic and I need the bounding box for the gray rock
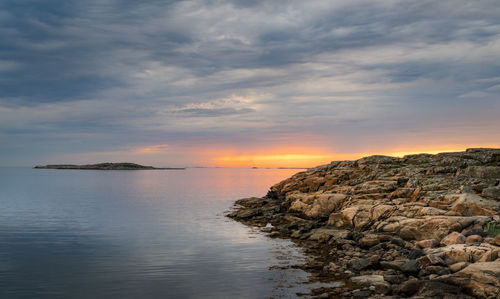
[482,186,500,199]
[348,258,372,271]
[350,275,390,294]
[465,166,500,179]
[383,273,405,284]
[234,197,267,208]
[391,237,405,247]
[463,228,488,237]
[398,279,424,296]
[352,290,372,297]
[449,262,470,273]
[408,248,424,259]
[400,259,420,275]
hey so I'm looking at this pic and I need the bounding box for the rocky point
[227,148,500,298]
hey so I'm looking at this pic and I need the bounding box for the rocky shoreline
[227,148,500,298]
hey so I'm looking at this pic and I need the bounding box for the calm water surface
[0,167,312,298]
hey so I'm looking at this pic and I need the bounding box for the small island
[34,162,185,170]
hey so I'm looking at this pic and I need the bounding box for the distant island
[34,163,185,170]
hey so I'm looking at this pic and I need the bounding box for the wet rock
[380,260,406,271]
[352,289,372,297]
[347,258,372,271]
[234,197,267,208]
[228,208,261,219]
[398,278,424,296]
[308,228,349,241]
[408,248,424,259]
[350,275,390,294]
[415,280,474,298]
[400,259,420,275]
[383,273,405,284]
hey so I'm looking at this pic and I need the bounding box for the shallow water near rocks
[0,167,318,299]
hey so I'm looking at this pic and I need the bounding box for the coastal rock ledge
[227,148,500,298]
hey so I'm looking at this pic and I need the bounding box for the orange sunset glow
[211,144,500,168]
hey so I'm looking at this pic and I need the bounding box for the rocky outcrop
[227,148,500,298]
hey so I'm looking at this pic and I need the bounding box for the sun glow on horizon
[211,144,500,168]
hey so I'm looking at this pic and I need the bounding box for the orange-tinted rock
[466,234,483,244]
[416,239,439,249]
[440,232,466,246]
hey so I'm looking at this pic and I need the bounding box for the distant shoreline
[34,163,185,170]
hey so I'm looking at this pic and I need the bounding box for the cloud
[1,0,500,166]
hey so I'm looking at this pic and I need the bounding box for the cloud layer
[1,0,500,166]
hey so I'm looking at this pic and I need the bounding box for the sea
[0,167,315,299]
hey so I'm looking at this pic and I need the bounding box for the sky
[1,0,500,167]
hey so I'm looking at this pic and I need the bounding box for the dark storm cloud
[1,0,500,165]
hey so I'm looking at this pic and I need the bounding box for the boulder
[418,254,445,267]
[425,243,499,264]
[447,261,500,298]
[416,239,439,249]
[440,232,466,246]
[358,235,380,248]
[350,275,391,294]
[234,197,267,208]
[463,227,488,237]
[398,278,424,296]
[449,261,469,273]
[494,234,500,246]
[466,235,483,244]
[482,186,500,200]
[465,166,500,179]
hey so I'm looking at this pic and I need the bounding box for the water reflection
[0,167,311,298]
